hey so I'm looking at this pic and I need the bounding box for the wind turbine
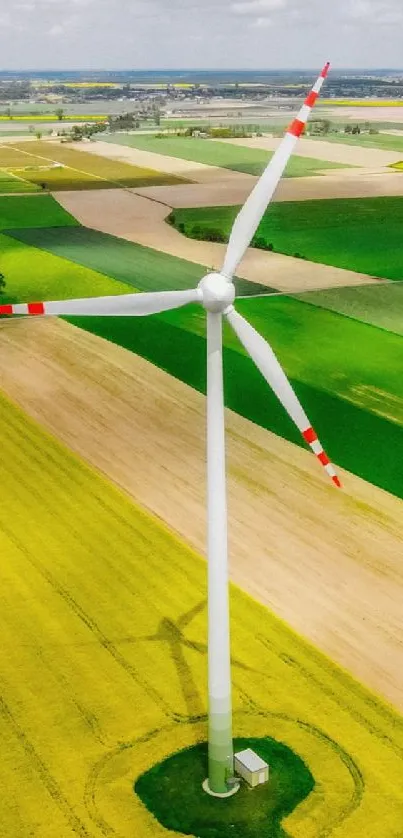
[0,62,339,797]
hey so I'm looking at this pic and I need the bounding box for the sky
[1,0,403,71]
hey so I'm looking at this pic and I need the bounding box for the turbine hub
[198,273,235,313]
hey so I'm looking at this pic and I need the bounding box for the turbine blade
[0,288,202,317]
[222,62,330,280]
[225,305,340,487]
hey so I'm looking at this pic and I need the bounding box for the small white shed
[234,748,269,787]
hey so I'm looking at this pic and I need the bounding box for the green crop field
[0,198,132,302]
[309,130,403,153]
[0,233,133,304]
[1,390,403,836]
[3,195,403,500]
[7,224,272,298]
[298,283,403,335]
[0,170,40,193]
[66,295,403,500]
[170,196,403,280]
[102,133,348,177]
[0,194,77,229]
[0,141,189,191]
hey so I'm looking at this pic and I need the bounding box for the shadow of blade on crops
[124,600,263,721]
[138,600,207,719]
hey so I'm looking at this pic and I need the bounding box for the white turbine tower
[1,63,338,797]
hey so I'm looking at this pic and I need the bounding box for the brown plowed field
[0,316,402,711]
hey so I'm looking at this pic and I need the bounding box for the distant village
[0,71,399,143]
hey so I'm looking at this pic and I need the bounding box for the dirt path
[55,188,379,293]
[1,316,402,710]
[215,135,402,168]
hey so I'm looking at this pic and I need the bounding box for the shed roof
[234,748,268,772]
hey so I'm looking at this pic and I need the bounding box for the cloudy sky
[1,0,402,70]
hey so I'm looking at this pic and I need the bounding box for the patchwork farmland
[103,132,349,177]
[0,140,189,192]
[6,223,272,297]
[2,380,403,838]
[1,109,403,838]
[169,196,403,280]
[2,343,403,838]
[2,194,403,500]
[300,282,403,335]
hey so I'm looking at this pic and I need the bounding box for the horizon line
[1,66,403,72]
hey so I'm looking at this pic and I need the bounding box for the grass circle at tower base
[134,736,314,838]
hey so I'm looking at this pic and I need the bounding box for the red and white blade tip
[287,61,331,139]
[302,425,341,488]
[0,302,44,315]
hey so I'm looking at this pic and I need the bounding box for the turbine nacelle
[198,273,235,313]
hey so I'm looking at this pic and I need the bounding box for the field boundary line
[4,141,185,192]
[2,142,111,187]
[0,165,38,191]
[239,277,395,301]
[130,189,177,209]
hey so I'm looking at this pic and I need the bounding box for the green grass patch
[102,133,347,177]
[135,737,314,838]
[0,194,77,230]
[299,283,403,336]
[6,225,273,298]
[309,131,403,153]
[156,294,403,422]
[171,197,403,280]
[0,170,39,193]
[0,233,133,303]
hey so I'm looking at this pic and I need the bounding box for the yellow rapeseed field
[0,114,108,121]
[35,81,117,89]
[61,84,118,89]
[1,390,403,837]
[320,99,403,107]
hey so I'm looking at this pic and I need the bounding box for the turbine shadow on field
[126,600,258,720]
[145,601,207,718]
